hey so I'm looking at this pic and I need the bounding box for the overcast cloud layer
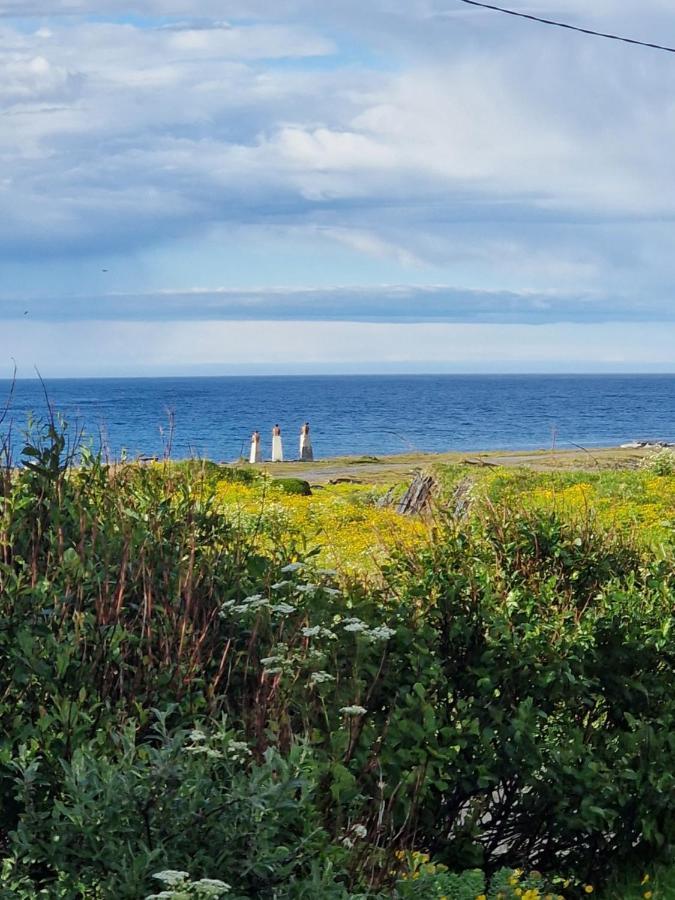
[1,1,675,374]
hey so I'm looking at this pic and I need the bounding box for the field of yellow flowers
[214,456,675,575]
[436,463,675,547]
[214,475,428,572]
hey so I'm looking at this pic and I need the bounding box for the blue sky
[2,0,675,376]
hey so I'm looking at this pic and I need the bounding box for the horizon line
[3,370,675,382]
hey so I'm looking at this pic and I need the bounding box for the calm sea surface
[1,375,673,461]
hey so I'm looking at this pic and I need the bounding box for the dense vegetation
[0,422,672,898]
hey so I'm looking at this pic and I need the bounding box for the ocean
[1,374,673,462]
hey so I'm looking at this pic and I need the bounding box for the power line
[457,0,675,54]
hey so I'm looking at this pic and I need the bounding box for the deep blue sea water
[1,374,674,461]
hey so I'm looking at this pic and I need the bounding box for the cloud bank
[1,284,671,324]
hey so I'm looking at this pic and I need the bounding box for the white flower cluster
[309,671,335,685]
[341,618,395,642]
[343,617,369,633]
[147,870,231,898]
[153,871,190,887]
[301,625,321,637]
[226,740,252,763]
[220,592,300,618]
[184,729,250,764]
[192,880,232,897]
[339,705,367,717]
[368,624,396,642]
[294,583,318,595]
[301,625,337,641]
[184,728,223,760]
[220,594,270,616]
[260,654,284,676]
[270,602,295,615]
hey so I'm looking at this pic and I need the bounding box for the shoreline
[243,444,656,484]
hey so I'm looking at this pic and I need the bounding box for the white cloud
[1,0,675,374]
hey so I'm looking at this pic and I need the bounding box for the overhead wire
[456,0,675,54]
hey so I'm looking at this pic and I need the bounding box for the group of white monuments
[249,422,313,464]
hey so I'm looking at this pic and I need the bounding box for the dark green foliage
[0,422,672,897]
[6,716,346,899]
[373,514,674,879]
[273,477,313,496]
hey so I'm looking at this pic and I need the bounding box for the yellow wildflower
[475,895,487,900]
[644,892,653,900]
[584,887,594,894]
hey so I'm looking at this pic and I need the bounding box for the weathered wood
[376,486,396,508]
[462,457,499,468]
[451,476,475,520]
[397,472,436,516]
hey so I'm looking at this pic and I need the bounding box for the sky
[2,0,675,376]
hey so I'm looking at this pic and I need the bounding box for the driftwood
[376,487,396,508]
[462,457,499,468]
[397,473,436,516]
[451,476,475,520]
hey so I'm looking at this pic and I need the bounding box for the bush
[0,422,673,896]
[371,512,674,878]
[273,477,312,496]
[4,715,347,899]
[641,448,675,476]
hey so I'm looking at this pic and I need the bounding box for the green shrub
[273,477,312,496]
[4,715,349,899]
[641,448,675,476]
[0,421,673,896]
